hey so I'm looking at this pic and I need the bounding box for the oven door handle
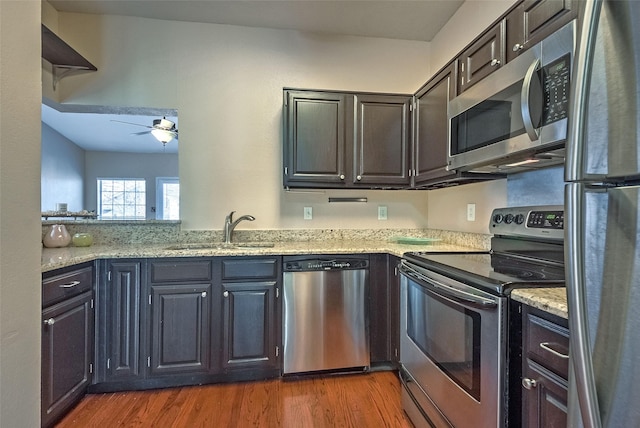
[401,263,498,309]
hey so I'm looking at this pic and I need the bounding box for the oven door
[399,260,507,428]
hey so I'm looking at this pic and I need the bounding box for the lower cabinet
[521,305,569,428]
[221,257,280,375]
[42,263,94,428]
[369,254,400,366]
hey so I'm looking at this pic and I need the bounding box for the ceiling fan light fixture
[151,128,175,143]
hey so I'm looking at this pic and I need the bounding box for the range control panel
[490,205,564,241]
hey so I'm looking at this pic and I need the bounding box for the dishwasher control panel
[284,258,369,271]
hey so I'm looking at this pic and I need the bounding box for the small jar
[72,233,93,247]
[43,224,72,248]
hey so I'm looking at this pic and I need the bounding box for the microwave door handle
[521,58,541,141]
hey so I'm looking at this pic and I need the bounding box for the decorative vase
[72,233,93,247]
[43,224,72,248]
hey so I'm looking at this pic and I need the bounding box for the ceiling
[43,1,464,154]
[42,102,179,154]
[48,0,465,42]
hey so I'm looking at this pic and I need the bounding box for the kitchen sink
[165,242,275,250]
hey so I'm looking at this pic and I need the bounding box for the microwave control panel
[542,53,571,125]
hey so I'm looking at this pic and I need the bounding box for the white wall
[48,11,433,230]
[0,1,42,427]
[41,123,85,211]
[85,151,179,219]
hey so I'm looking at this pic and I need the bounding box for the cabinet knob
[201,291,207,298]
[356,175,362,181]
[223,291,229,298]
[522,378,538,390]
[44,318,55,326]
[512,43,524,52]
[339,174,345,180]
[491,58,501,67]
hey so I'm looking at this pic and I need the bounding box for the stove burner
[490,256,562,281]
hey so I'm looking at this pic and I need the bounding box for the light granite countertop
[511,288,568,319]
[41,240,480,272]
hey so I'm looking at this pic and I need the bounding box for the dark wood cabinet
[506,0,577,62]
[220,257,280,374]
[458,22,504,93]
[413,64,457,186]
[42,264,94,428]
[369,254,401,366]
[354,94,411,187]
[521,305,569,428]
[98,260,143,383]
[284,89,411,189]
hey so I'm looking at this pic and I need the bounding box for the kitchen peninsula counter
[511,287,568,319]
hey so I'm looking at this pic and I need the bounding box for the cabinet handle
[512,43,524,52]
[540,342,570,359]
[223,291,229,298]
[491,58,501,67]
[201,291,207,298]
[59,280,80,288]
[356,175,362,181]
[44,318,55,326]
[522,378,538,389]
[339,174,345,180]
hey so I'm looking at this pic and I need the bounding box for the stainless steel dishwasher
[282,255,370,375]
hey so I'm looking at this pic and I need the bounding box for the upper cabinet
[506,0,577,62]
[284,90,411,189]
[458,22,505,94]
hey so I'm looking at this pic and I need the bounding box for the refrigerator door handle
[565,183,602,428]
[565,0,600,183]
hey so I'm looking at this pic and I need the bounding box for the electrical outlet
[378,206,388,220]
[303,206,313,220]
[467,203,476,221]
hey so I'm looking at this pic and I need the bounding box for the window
[156,177,180,220]
[97,179,146,220]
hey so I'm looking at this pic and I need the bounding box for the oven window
[406,278,482,401]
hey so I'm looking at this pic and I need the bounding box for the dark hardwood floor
[55,371,414,427]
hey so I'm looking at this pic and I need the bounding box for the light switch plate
[378,206,388,220]
[467,203,476,221]
[303,206,312,220]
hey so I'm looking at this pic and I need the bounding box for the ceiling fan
[112,117,178,144]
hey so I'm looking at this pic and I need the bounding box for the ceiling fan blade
[111,119,153,129]
[132,130,151,135]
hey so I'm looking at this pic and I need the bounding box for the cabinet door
[413,64,457,186]
[149,283,211,376]
[522,360,568,428]
[222,281,277,371]
[458,22,504,93]
[522,0,575,47]
[284,90,351,187]
[104,261,142,382]
[369,254,401,365]
[354,94,411,187]
[42,291,93,427]
[506,3,526,62]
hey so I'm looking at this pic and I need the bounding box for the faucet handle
[226,211,235,222]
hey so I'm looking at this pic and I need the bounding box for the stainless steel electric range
[399,205,565,428]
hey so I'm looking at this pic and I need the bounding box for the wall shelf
[41,24,97,90]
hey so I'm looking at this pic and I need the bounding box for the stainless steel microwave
[448,21,575,173]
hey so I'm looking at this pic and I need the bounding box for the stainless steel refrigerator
[565,0,640,427]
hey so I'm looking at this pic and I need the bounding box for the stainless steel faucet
[223,211,255,244]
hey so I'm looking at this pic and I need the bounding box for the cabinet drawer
[149,259,212,283]
[42,265,93,307]
[526,312,569,379]
[222,258,279,280]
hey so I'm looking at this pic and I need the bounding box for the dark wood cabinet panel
[523,0,576,46]
[369,254,401,366]
[104,261,143,382]
[413,64,457,186]
[42,291,93,428]
[149,283,212,376]
[354,94,411,187]
[506,4,526,62]
[458,22,504,93]
[521,305,569,428]
[284,90,350,186]
[222,281,278,371]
